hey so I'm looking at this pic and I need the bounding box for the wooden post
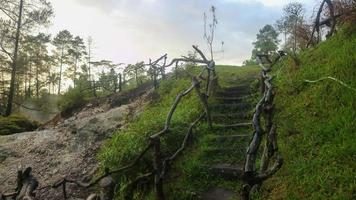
[241,184,251,200]
[162,56,167,80]
[99,176,116,200]
[205,69,211,96]
[192,77,212,129]
[15,167,38,200]
[260,72,265,95]
[175,62,178,79]
[152,138,165,200]
[208,69,218,96]
[153,65,158,89]
[62,182,67,200]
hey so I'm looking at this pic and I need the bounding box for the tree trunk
[135,68,138,86]
[48,71,51,94]
[284,31,287,49]
[293,19,297,53]
[119,73,122,92]
[36,67,39,98]
[36,54,40,98]
[152,138,165,200]
[5,0,24,116]
[58,47,64,95]
[73,56,78,88]
[28,63,32,98]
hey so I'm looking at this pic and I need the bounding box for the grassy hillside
[99,65,260,199]
[262,24,356,199]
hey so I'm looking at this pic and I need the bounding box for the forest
[0,0,355,200]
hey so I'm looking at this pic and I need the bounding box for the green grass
[159,65,259,199]
[0,115,40,135]
[99,74,202,199]
[260,24,356,200]
[215,65,260,87]
[98,65,260,199]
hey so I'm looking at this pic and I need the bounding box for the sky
[46,0,318,66]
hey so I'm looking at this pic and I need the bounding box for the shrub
[57,87,91,117]
[0,115,40,135]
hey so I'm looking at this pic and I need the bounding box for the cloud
[48,0,298,65]
[224,0,311,7]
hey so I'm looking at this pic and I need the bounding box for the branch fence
[0,45,218,200]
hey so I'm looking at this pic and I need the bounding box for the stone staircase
[201,83,256,200]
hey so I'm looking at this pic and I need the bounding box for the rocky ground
[0,86,153,199]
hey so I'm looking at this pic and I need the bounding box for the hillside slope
[263,24,356,199]
[0,85,152,199]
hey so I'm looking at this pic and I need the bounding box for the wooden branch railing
[0,46,217,200]
[240,52,285,200]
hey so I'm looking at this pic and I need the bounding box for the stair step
[214,96,252,103]
[207,164,244,180]
[216,90,251,98]
[206,135,250,147]
[210,134,250,141]
[212,113,251,122]
[221,85,250,92]
[214,122,252,129]
[201,188,235,200]
[203,147,247,156]
[210,103,252,111]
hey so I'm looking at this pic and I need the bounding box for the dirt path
[0,89,152,200]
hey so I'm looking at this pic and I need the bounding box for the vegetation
[99,73,202,199]
[261,24,356,200]
[99,65,260,199]
[243,25,280,66]
[1,0,355,199]
[0,114,39,135]
[278,2,305,52]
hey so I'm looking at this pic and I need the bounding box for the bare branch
[193,45,209,62]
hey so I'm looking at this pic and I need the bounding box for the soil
[0,86,153,200]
